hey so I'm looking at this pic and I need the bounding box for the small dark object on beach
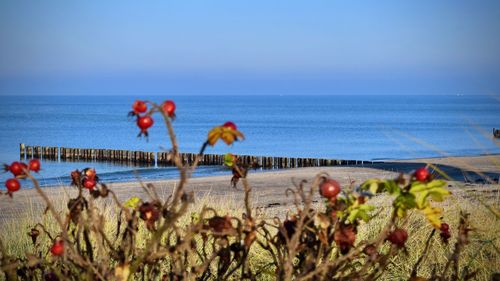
[475,178,485,184]
[493,128,500,138]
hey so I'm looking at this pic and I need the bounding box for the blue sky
[0,0,499,95]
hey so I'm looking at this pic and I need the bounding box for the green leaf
[124,196,141,209]
[393,193,416,218]
[347,209,360,223]
[360,179,401,195]
[191,212,200,223]
[224,153,235,167]
[384,180,401,195]
[427,179,448,189]
[410,180,450,209]
[422,206,443,228]
[360,179,383,194]
[346,204,375,223]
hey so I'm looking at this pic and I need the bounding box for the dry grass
[1,181,498,280]
[361,185,500,280]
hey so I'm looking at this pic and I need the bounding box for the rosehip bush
[2,159,41,196]
[0,99,481,281]
[129,99,177,139]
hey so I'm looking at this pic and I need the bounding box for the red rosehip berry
[137,116,154,132]
[83,179,96,190]
[28,159,41,172]
[162,100,176,117]
[5,178,21,192]
[208,216,233,233]
[8,161,24,176]
[132,100,147,114]
[320,179,341,199]
[334,223,356,254]
[440,230,451,241]
[223,121,237,131]
[363,244,378,256]
[414,167,429,182]
[440,223,449,232]
[439,222,451,243]
[387,228,408,247]
[50,240,64,256]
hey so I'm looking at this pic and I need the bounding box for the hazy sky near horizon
[1,1,499,95]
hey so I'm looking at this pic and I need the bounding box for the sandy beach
[1,154,499,225]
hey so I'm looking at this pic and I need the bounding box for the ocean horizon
[1,94,499,187]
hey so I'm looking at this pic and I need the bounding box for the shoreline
[1,154,498,225]
[371,152,500,161]
[6,153,500,189]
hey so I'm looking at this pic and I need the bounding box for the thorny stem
[25,171,107,280]
[283,176,319,281]
[298,210,398,281]
[129,103,198,278]
[410,229,436,278]
[26,171,66,232]
[442,212,470,279]
[234,165,253,219]
[199,141,209,156]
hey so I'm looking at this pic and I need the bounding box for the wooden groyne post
[19,143,25,160]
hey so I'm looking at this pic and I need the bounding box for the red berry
[320,179,341,199]
[137,116,154,132]
[50,240,64,256]
[5,178,21,192]
[440,223,449,232]
[28,159,41,172]
[83,179,96,190]
[440,230,451,243]
[387,228,408,247]
[223,121,237,131]
[162,100,176,117]
[440,223,451,243]
[8,162,24,176]
[207,216,232,233]
[334,223,356,254]
[132,100,147,114]
[414,167,429,182]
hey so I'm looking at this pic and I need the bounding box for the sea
[0,95,499,188]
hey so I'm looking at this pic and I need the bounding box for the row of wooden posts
[19,144,376,169]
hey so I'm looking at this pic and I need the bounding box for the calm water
[0,95,499,187]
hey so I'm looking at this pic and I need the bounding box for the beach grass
[1,180,498,280]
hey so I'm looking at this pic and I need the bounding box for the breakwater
[19,144,377,169]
